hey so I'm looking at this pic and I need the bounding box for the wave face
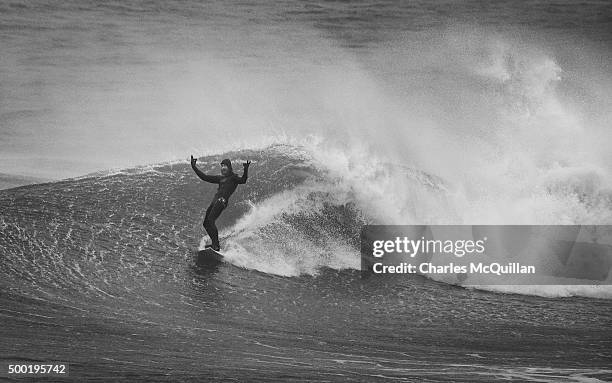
[1,146,611,381]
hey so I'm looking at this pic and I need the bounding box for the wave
[1,143,611,301]
[2,143,611,301]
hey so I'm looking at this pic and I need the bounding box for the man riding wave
[191,155,251,251]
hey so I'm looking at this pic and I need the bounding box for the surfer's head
[220,159,233,175]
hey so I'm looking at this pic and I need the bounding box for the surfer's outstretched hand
[243,160,251,168]
[190,155,197,167]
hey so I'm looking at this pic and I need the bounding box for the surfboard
[197,246,224,264]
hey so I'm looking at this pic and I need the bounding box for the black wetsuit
[192,164,248,249]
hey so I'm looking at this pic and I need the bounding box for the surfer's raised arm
[237,160,251,184]
[190,155,221,183]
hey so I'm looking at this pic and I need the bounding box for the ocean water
[1,1,611,381]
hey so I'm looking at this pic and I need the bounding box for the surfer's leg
[203,200,225,250]
[203,203,215,246]
[203,203,213,233]
[203,204,212,226]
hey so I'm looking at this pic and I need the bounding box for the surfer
[191,155,250,251]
